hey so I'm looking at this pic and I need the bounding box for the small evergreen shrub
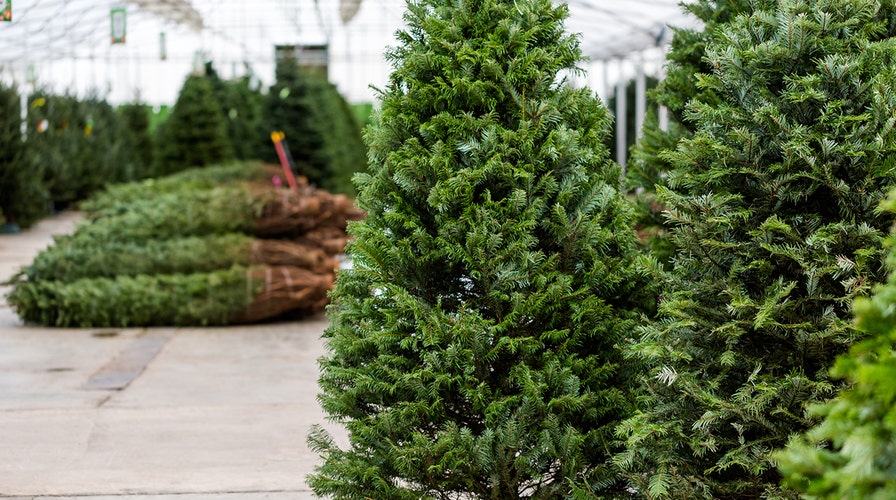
[309,0,654,496]
[619,1,896,497]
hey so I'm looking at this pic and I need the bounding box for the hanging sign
[2,1,11,22]
[110,7,126,44]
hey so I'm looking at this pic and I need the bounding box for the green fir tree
[25,91,91,208]
[155,73,234,176]
[118,101,155,179]
[0,82,46,228]
[618,1,896,497]
[309,0,655,497]
[205,62,264,161]
[777,192,896,499]
[626,0,765,267]
[259,55,366,194]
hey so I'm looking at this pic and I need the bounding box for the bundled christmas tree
[6,162,363,327]
[776,192,896,499]
[309,0,654,496]
[9,265,333,328]
[618,1,896,497]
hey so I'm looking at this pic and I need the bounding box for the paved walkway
[0,212,346,499]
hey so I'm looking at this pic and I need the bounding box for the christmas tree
[259,55,365,194]
[626,0,765,267]
[205,62,264,162]
[118,101,155,179]
[309,0,654,496]
[777,192,896,499]
[618,1,896,497]
[0,82,46,228]
[155,73,234,176]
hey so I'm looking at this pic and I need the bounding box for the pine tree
[26,91,90,208]
[206,62,264,161]
[259,56,366,194]
[626,0,764,267]
[118,101,155,179]
[0,82,46,228]
[776,193,896,499]
[155,73,234,176]
[618,1,896,497]
[630,0,766,176]
[81,95,134,191]
[309,0,655,496]
[259,54,327,178]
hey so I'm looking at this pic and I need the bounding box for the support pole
[615,60,627,173]
[635,56,646,140]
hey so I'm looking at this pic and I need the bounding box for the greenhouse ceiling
[0,0,697,104]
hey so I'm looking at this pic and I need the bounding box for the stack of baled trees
[7,162,364,327]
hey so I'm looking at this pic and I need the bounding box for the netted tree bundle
[81,161,276,216]
[250,239,336,273]
[234,266,334,324]
[12,234,336,283]
[294,226,353,256]
[71,182,363,246]
[254,184,365,238]
[68,185,261,243]
[7,265,333,327]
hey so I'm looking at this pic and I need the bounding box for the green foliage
[777,193,896,499]
[309,0,655,497]
[81,94,139,187]
[81,161,269,215]
[0,81,47,227]
[118,101,155,179]
[70,184,260,243]
[625,0,765,265]
[20,233,254,283]
[206,62,265,161]
[154,73,235,176]
[8,266,262,327]
[619,1,896,497]
[23,90,139,208]
[260,55,366,195]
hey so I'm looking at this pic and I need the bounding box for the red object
[271,131,299,190]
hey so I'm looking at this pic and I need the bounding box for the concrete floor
[0,212,347,499]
